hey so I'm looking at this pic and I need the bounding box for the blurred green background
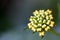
[0,0,60,40]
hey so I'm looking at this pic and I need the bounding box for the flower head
[27,9,55,37]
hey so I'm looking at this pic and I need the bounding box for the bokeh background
[0,0,60,40]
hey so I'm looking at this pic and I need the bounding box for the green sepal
[32,31,36,34]
[24,27,29,30]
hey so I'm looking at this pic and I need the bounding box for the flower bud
[37,28,42,32]
[45,26,50,31]
[39,31,44,37]
[31,27,36,32]
[28,23,32,29]
[42,24,46,28]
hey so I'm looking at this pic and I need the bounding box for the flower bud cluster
[28,9,55,37]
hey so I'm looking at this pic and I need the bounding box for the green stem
[49,29,60,37]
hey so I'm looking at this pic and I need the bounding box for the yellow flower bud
[49,16,53,20]
[45,12,48,15]
[38,24,42,26]
[33,24,37,27]
[31,27,36,32]
[31,21,34,24]
[34,20,37,23]
[39,31,44,37]
[47,26,50,29]
[45,26,50,31]
[33,18,36,21]
[50,21,54,27]
[30,16,33,18]
[28,23,32,29]
[46,16,49,20]
[46,9,52,14]
[33,10,38,16]
[39,20,42,23]
[37,18,40,20]
[42,14,45,18]
[42,24,46,28]
[39,13,43,15]
[29,18,33,21]
[43,19,46,23]
[39,10,44,13]
[46,20,50,25]
[37,28,42,32]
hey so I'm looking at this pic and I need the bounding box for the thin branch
[49,29,60,37]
